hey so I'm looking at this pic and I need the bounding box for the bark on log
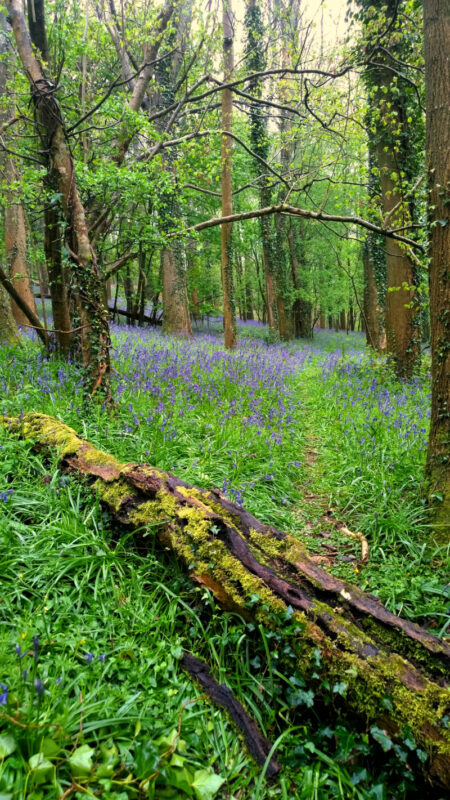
[2,412,450,790]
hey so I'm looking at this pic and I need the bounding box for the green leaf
[191,768,225,800]
[41,738,60,758]
[28,753,54,784]
[370,725,393,752]
[133,741,160,779]
[0,735,16,759]
[165,765,194,795]
[68,744,95,776]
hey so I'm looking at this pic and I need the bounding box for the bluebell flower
[34,678,45,695]
[84,652,94,664]
[0,684,8,705]
[99,654,105,662]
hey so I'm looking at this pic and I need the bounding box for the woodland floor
[0,319,449,800]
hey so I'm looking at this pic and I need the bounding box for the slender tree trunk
[423,0,450,541]
[7,0,111,398]
[221,0,237,349]
[0,12,37,328]
[26,0,49,61]
[44,205,71,354]
[27,0,71,350]
[3,159,37,327]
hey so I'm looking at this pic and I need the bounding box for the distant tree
[221,0,237,348]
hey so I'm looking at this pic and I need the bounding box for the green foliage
[1,329,448,798]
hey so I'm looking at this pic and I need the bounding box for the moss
[81,446,121,471]
[122,464,167,481]
[19,413,85,457]
[95,477,138,513]
[176,485,238,525]
[130,500,168,526]
[157,489,178,517]
[361,617,449,675]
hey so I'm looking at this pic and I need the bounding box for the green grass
[0,328,448,799]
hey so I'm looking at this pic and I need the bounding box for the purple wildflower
[0,684,8,705]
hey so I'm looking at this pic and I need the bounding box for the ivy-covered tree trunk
[359,0,423,378]
[245,0,279,341]
[363,241,386,351]
[152,8,192,338]
[44,205,72,354]
[4,412,450,792]
[287,221,312,339]
[423,0,450,542]
[376,131,420,377]
[7,0,112,399]
[221,0,237,349]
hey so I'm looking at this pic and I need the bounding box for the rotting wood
[181,653,280,778]
[2,412,450,790]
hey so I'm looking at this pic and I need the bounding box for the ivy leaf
[0,734,16,759]
[68,744,95,776]
[28,752,54,784]
[133,740,160,779]
[370,725,393,752]
[191,768,225,800]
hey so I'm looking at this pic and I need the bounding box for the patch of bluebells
[109,323,320,504]
[1,315,366,510]
[321,357,430,481]
[0,636,107,708]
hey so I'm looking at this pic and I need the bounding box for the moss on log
[3,412,450,789]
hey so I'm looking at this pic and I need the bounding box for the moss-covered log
[2,413,450,789]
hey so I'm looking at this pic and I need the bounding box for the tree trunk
[287,222,312,338]
[3,159,37,327]
[7,0,111,399]
[0,12,37,329]
[0,283,20,344]
[4,412,450,792]
[221,0,237,349]
[363,242,386,350]
[376,139,420,377]
[423,0,450,542]
[161,245,192,336]
[44,205,71,354]
[26,0,49,62]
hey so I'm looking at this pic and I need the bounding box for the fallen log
[107,305,163,326]
[181,652,280,778]
[2,413,450,790]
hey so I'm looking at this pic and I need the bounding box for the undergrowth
[0,325,448,799]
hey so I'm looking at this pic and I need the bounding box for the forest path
[290,366,366,574]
